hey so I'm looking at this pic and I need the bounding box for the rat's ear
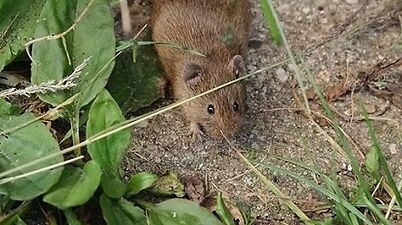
[183,63,203,88]
[229,55,245,78]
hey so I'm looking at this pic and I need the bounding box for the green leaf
[15,218,27,225]
[31,0,116,107]
[0,0,46,71]
[107,46,164,115]
[101,176,127,199]
[0,99,19,117]
[30,0,76,105]
[87,89,130,198]
[150,171,185,197]
[1,215,27,225]
[365,145,380,180]
[215,192,235,225]
[63,209,83,225]
[146,199,224,225]
[43,161,101,209]
[314,219,334,225]
[259,0,283,46]
[0,113,63,201]
[126,172,157,196]
[100,194,146,225]
[0,194,10,212]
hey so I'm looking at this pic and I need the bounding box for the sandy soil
[122,0,402,224]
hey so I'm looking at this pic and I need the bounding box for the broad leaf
[0,0,46,71]
[0,113,63,200]
[126,172,157,196]
[2,215,27,225]
[87,89,130,198]
[31,0,116,107]
[107,46,164,115]
[43,161,101,209]
[215,192,235,225]
[15,218,26,225]
[147,199,224,225]
[101,176,127,199]
[100,194,146,225]
[0,99,19,117]
[0,194,10,212]
[30,0,76,105]
[63,209,84,225]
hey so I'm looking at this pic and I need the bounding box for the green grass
[246,0,402,224]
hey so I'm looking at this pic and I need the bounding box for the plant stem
[70,109,81,156]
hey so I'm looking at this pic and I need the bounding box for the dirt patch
[122,0,402,224]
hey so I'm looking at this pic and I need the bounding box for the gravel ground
[122,0,402,224]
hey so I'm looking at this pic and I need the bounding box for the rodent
[151,0,251,140]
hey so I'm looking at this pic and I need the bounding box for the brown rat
[151,0,251,140]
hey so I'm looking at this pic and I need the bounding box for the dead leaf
[325,78,356,102]
[183,175,207,203]
[200,192,245,225]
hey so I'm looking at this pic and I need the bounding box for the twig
[349,81,357,124]
[372,177,384,197]
[133,24,148,40]
[133,151,149,161]
[119,0,132,36]
[385,179,402,219]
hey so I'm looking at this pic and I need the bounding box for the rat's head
[181,55,246,139]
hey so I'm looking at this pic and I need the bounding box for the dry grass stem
[0,58,89,99]
[0,156,84,185]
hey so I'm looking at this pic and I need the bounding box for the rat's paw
[189,122,204,142]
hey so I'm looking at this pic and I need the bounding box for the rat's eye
[207,104,215,115]
[233,102,239,112]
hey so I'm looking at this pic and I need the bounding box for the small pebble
[345,0,358,4]
[275,67,289,83]
[389,143,398,155]
[302,7,310,14]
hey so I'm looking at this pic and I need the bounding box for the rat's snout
[210,117,243,139]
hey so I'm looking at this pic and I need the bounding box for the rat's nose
[217,125,239,140]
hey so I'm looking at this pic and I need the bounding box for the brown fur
[151,0,251,139]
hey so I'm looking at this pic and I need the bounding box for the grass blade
[235,152,313,224]
[259,0,282,45]
[363,108,402,208]
[255,162,374,225]
[298,55,389,223]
